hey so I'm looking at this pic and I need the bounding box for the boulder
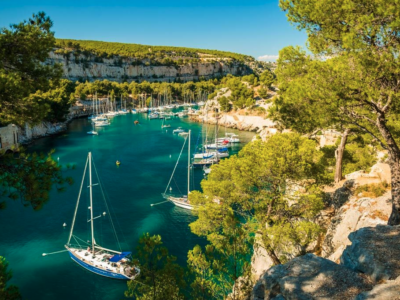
[368,163,391,184]
[251,254,372,300]
[355,276,400,300]
[321,192,391,263]
[341,225,400,282]
[251,243,275,280]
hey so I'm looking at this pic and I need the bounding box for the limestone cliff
[48,51,255,83]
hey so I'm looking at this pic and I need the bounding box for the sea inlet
[0,112,254,299]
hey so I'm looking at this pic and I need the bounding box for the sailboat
[119,95,129,114]
[87,123,98,135]
[161,118,171,128]
[162,130,193,210]
[65,152,140,280]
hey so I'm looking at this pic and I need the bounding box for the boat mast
[188,130,191,195]
[67,155,89,245]
[89,152,95,253]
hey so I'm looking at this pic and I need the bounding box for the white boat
[205,143,230,150]
[178,132,189,136]
[177,111,188,117]
[87,130,98,135]
[64,152,140,280]
[149,113,159,119]
[131,109,137,114]
[193,150,229,159]
[94,120,110,127]
[173,127,184,134]
[162,131,193,210]
[192,157,218,168]
[224,133,240,143]
[203,167,211,175]
[105,111,118,117]
[194,152,214,159]
[161,118,171,128]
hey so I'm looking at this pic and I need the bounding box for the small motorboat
[87,131,98,135]
[173,127,184,134]
[178,132,189,136]
[134,120,139,125]
[162,124,171,128]
[116,160,121,166]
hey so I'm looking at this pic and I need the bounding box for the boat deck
[66,247,138,279]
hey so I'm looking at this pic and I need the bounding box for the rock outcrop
[355,276,400,300]
[249,224,400,300]
[341,225,400,282]
[19,122,67,143]
[321,192,392,263]
[251,254,373,300]
[48,52,253,83]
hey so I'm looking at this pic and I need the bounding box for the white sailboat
[65,152,140,280]
[162,130,193,210]
[87,124,98,135]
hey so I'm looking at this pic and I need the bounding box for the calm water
[0,112,254,300]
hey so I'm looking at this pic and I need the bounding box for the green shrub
[354,182,390,198]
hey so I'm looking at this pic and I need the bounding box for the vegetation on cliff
[0,12,72,210]
[276,0,400,225]
[0,12,63,126]
[55,39,254,63]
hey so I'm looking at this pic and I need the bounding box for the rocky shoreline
[189,111,277,137]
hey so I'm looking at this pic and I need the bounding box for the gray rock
[251,254,372,300]
[341,225,400,282]
[321,192,391,263]
[355,276,400,300]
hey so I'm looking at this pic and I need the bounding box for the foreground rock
[322,191,391,263]
[355,276,400,300]
[341,225,400,282]
[251,254,372,300]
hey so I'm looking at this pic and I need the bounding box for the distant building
[0,124,19,151]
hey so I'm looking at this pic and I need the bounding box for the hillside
[50,39,265,83]
[55,39,254,62]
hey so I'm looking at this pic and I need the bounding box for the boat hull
[68,250,130,280]
[165,196,193,210]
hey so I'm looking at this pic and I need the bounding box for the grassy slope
[55,39,254,62]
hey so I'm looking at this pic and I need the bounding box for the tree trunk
[334,128,350,184]
[376,115,400,225]
[388,150,400,225]
[261,238,281,265]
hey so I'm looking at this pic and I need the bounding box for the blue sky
[0,0,307,60]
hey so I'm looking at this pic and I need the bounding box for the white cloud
[258,54,279,61]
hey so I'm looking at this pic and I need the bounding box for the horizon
[0,0,307,61]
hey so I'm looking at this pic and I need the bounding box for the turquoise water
[0,112,254,299]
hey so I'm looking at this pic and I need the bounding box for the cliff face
[48,52,254,82]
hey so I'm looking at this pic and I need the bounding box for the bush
[354,182,390,198]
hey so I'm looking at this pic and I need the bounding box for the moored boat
[64,152,140,280]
